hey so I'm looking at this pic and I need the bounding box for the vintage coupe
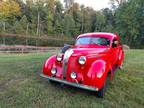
[40,32,124,97]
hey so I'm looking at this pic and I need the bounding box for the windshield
[75,36,110,46]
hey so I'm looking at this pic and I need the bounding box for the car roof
[77,32,117,39]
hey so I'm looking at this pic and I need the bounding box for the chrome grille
[62,49,73,78]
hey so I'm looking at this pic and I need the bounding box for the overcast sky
[60,0,111,10]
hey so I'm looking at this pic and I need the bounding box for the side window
[112,39,118,48]
[91,37,110,46]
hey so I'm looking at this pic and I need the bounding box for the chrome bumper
[40,73,98,91]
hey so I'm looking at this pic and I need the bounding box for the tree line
[0,0,144,48]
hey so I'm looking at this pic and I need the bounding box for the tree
[70,3,82,35]
[14,15,28,34]
[110,0,127,8]
[46,10,54,34]
[114,0,144,47]
[102,8,114,32]
[63,14,75,36]
[95,11,106,32]
[64,0,75,9]
[54,1,64,34]
[0,0,143,48]
[0,0,21,21]
[80,7,93,33]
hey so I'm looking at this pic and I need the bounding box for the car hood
[71,47,109,56]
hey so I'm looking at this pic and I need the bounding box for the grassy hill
[0,50,144,108]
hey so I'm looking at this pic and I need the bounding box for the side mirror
[112,41,118,48]
[114,41,118,45]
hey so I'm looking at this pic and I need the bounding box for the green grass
[0,50,144,108]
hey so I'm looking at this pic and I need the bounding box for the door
[110,38,119,67]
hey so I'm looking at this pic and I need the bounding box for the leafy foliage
[114,0,144,48]
[0,0,143,48]
[0,0,21,21]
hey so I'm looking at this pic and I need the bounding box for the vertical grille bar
[62,49,73,79]
[62,61,67,79]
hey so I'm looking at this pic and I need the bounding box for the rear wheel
[97,74,110,98]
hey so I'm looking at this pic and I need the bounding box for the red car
[40,32,124,97]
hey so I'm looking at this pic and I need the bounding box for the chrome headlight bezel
[70,72,77,79]
[78,56,86,65]
[56,54,62,61]
[51,68,57,75]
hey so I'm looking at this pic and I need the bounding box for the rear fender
[118,50,124,66]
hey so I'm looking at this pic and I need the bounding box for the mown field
[0,50,144,108]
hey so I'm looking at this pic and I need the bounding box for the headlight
[56,54,62,61]
[78,56,86,65]
[70,72,77,79]
[51,68,57,75]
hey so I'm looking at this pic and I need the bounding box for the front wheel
[96,86,105,98]
[97,74,110,98]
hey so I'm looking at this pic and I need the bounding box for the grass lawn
[0,50,144,108]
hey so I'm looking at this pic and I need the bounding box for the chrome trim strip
[62,49,73,78]
[62,61,67,78]
[40,73,98,91]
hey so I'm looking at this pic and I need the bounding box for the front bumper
[40,73,98,91]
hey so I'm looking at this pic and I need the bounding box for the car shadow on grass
[42,79,101,98]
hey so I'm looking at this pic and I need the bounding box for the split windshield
[75,36,110,46]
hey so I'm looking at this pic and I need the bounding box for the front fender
[87,59,109,89]
[43,55,56,75]
[88,60,107,79]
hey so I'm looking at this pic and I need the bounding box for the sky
[60,0,111,10]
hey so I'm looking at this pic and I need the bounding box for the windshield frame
[75,36,111,47]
